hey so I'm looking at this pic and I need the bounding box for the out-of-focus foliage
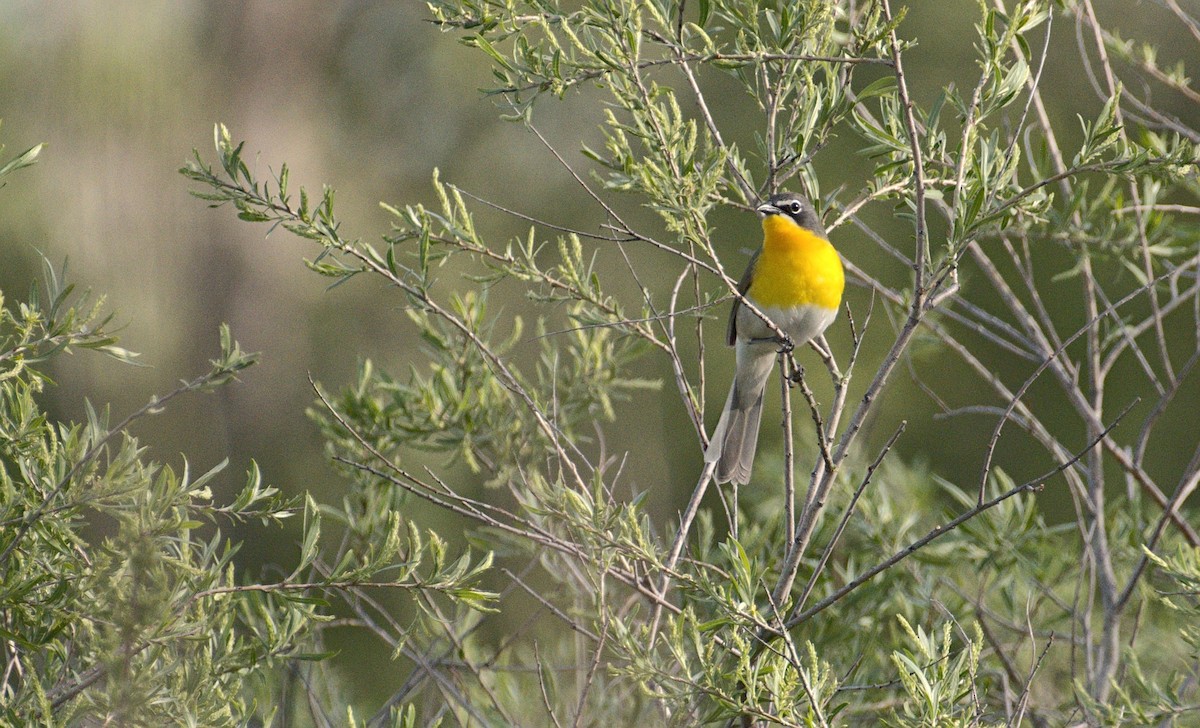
[0,144,496,725]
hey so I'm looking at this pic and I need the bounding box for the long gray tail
[704,352,774,484]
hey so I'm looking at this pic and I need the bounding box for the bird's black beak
[756,202,781,217]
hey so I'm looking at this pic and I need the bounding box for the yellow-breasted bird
[704,193,844,485]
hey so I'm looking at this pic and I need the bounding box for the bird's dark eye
[788,201,802,213]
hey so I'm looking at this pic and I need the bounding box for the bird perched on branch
[704,193,844,485]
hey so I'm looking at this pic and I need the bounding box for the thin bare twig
[786,401,1133,631]
[781,353,797,548]
[881,0,931,293]
[572,608,610,728]
[794,421,906,614]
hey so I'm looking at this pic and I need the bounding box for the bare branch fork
[784,397,1136,632]
[733,410,1120,683]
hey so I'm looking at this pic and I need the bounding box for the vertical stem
[730,481,740,541]
[881,0,930,294]
[1077,0,1174,384]
[761,61,779,194]
[1081,254,1119,702]
[770,312,922,607]
[650,461,718,642]
[781,352,796,547]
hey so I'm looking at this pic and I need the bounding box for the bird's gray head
[756,193,826,236]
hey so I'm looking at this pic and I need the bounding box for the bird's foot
[789,365,806,385]
[749,335,794,354]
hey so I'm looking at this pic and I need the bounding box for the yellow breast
[747,215,844,310]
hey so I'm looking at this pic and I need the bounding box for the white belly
[735,302,837,347]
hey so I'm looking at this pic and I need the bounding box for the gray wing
[726,250,759,346]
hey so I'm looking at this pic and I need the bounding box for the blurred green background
[1,0,1197,709]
